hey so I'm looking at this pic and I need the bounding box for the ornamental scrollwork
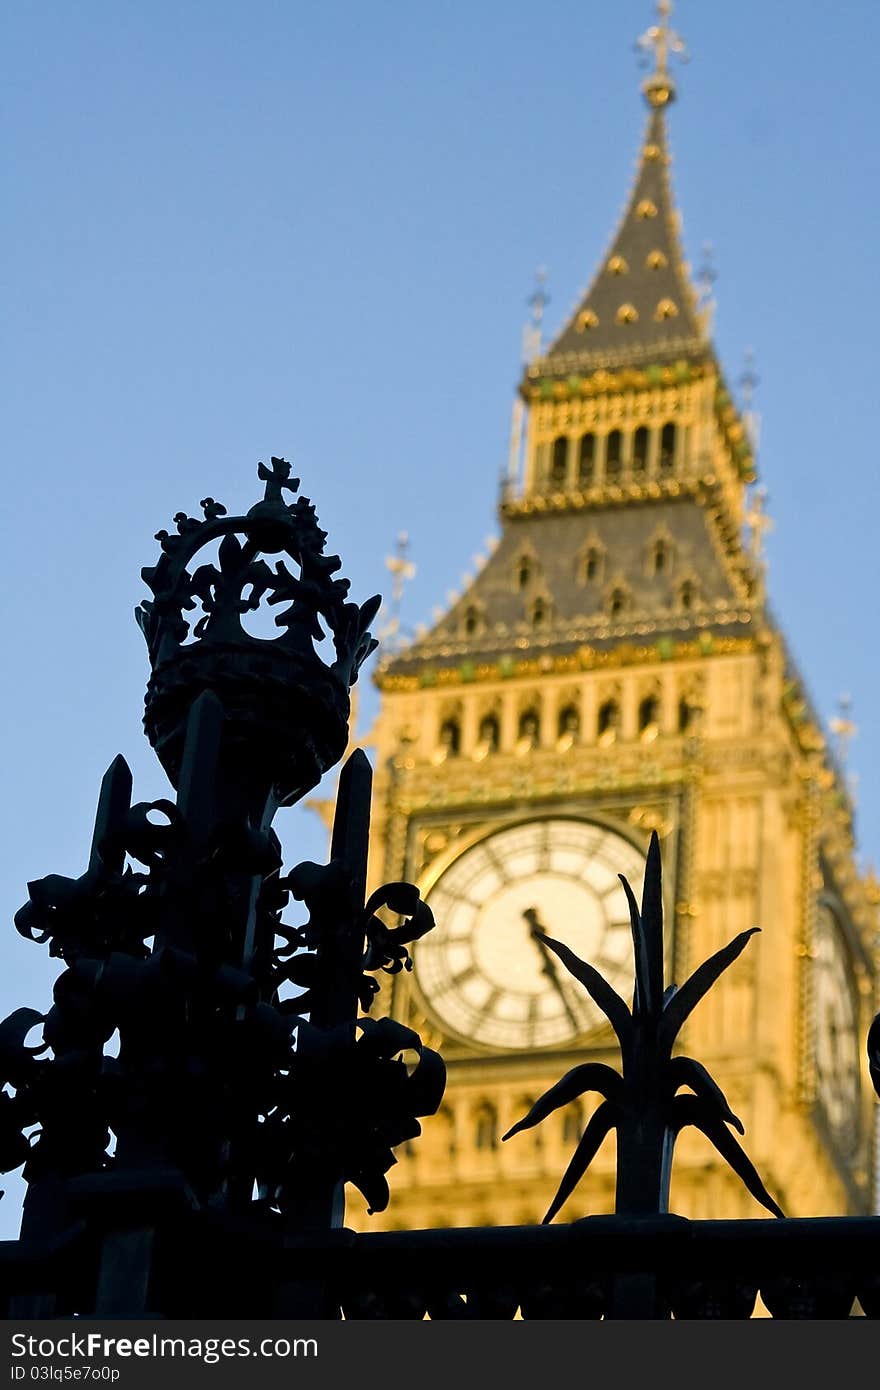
[0,464,445,1233]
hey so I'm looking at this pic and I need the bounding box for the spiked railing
[0,462,446,1317]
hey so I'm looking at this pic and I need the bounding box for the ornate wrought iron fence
[0,462,877,1320]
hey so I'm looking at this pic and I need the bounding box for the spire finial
[744,485,773,566]
[522,266,550,364]
[379,532,416,652]
[697,241,717,332]
[739,347,762,452]
[829,693,859,805]
[636,0,687,108]
[829,694,857,771]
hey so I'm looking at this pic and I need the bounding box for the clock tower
[349,6,877,1229]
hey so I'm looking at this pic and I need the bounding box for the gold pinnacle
[636,0,687,107]
[829,694,857,768]
[379,532,416,650]
[744,485,773,565]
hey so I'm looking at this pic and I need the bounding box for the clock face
[814,903,860,1154]
[415,819,646,1050]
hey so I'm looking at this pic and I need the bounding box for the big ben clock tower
[349,4,877,1229]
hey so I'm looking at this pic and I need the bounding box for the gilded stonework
[345,21,876,1234]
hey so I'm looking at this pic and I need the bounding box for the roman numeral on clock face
[417,818,652,1051]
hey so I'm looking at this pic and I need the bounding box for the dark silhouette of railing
[0,461,876,1320]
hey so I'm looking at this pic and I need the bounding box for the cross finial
[257,456,300,507]
[636,1,687,107]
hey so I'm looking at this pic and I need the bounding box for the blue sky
[2,1,878,1233]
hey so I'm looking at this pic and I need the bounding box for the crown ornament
[136,457,381,806]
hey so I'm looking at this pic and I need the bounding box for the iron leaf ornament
[504,831,783,1223]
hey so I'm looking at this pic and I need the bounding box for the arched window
[516,555,532,590]
[659,422,676,470]
[605,429,623,482]
[557,704,580,745]
[517,709,540,747]
[678,696,699,734]
[477,712,500,753]
[584,546,602,582]
[633,425,649,473]
[438,718,461,757]
[531,596,548,628]
[597,699,620,741]
[609,586,628,617]
[463,605,481,636]
[680,579,696,611]
[578,433,596,485]
[652,539,670,575]
[550,435,569,486]
[639,694,660,740]
[474,1101,498,1151]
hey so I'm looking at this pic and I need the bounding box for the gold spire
[636,0,687,108]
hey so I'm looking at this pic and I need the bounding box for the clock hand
[522,907,582,1034]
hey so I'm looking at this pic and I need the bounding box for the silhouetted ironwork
[0,461,444,1316]
[0,460,876,1319]
[867,1013,880,1102]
